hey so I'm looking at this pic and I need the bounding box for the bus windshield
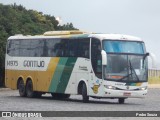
[103,40,144,54]
[103,40,148,82]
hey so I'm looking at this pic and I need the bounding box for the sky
[0,0,160,68]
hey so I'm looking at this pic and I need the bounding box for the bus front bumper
[103,88,147,98]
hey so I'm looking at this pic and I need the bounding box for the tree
[0,3,77,86]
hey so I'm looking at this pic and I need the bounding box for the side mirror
[101,50,107,65]
[142,52,149,68]
[143,52,149,60]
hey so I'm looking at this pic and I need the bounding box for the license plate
[123,92,131,96]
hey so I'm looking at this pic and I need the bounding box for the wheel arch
[25,76,35,90]
[17,76,24,89]
[77,80,88,95]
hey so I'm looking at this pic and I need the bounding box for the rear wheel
[82,83,89,103]
[18,79,26,97]
[26,80,35,98]
[118,98,125,104]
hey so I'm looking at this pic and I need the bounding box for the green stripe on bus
[49,58,68,92]
[56,57,77,93]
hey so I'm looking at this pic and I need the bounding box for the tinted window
[46,39,60,57]
[19,39,31,57]
[68,38,90,58]
[18,39,44,57]
[91,38,102,78]
[7,40,20,56]
[45,38,90,58]
[68,39,77,57]
[30,39,39,57]
[38,40,44,57]
[46,39,68,57]
[55,39,68,57]
[7,38,90,58]
[7,40,13,55]
[77,39,90,58]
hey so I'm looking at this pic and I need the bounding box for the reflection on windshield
[104,54,148,82]
[103,40,145,54]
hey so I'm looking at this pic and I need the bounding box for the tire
[18,79,26,97]
[51,93,70,99]
[118,98,125,104]
[26,80,35,98]
[82,83,89,103]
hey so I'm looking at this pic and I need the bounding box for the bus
[5,30,149,103]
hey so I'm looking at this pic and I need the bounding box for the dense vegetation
[0,3,77,86]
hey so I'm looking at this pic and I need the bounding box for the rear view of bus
[100,34,149,103]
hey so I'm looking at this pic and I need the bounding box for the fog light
[140,86,147,90]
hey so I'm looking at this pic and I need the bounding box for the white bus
[5,31,149,103]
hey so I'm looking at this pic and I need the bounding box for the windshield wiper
[128,60,140,82]
[119,60,139,81]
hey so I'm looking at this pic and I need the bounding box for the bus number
[7,61,18,66]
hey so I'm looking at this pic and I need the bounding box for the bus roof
[89,34,142,41]
[8,31,143,42]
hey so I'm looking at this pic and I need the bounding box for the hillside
[0,3,77,86]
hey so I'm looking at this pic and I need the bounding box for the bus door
[90,38,103,96]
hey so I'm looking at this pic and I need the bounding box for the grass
[148,77,160,84]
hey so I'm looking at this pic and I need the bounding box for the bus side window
[91,38,102,79]
[7,40,12,55]
[66,38,90,58]
[51,39,68,57]
[77,38,90,58]
[30,40,38,57]
[8,40,20,56]
[29,39,43,57]
[68,39,77,57]
[19,39,31,57]
[39,40,45,57]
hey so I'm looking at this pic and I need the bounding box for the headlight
[139,86,147,90]
[104,85,116,90]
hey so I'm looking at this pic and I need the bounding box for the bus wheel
[82,83,89,103]
[18,79,26,97]
[118,98,125,104]
[26,80,35,98]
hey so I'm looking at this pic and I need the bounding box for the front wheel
[82,83,89,103]
[118,98,125,104]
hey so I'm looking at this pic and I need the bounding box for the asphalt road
[0,88,160,120]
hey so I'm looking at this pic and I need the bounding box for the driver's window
[91,38,102,79]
